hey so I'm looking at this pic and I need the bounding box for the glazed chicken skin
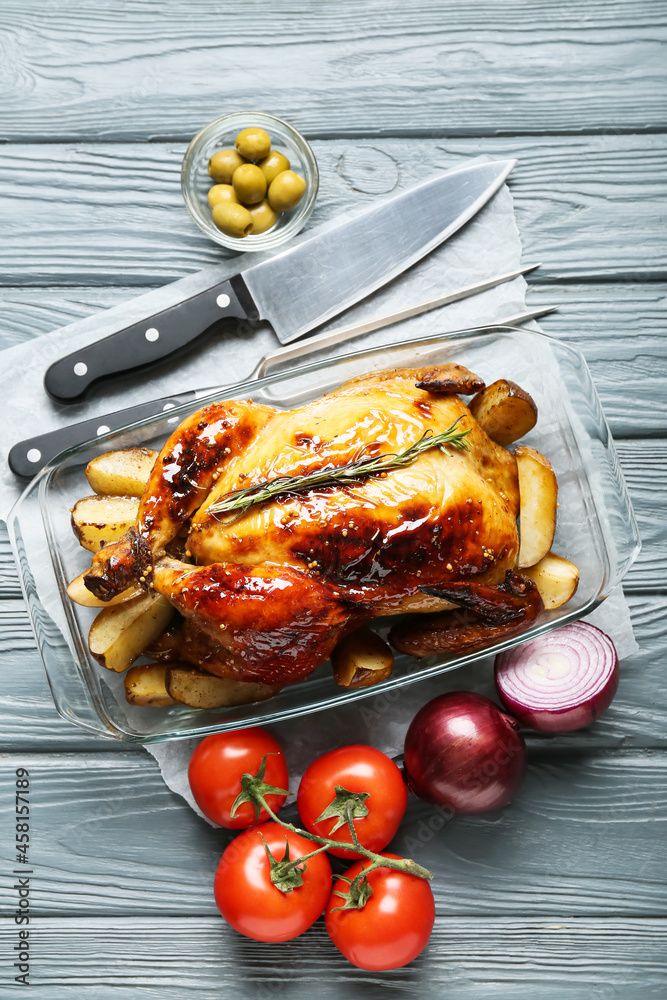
[85,398,276,599]
[85,363,542,686]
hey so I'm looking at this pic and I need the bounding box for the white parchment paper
[0,166,638,818]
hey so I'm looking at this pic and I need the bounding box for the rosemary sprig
[209,416,470,520]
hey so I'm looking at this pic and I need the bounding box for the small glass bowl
[181,111,319,252]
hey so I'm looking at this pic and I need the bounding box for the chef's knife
[43,160,515,402]
[10,296,557,478]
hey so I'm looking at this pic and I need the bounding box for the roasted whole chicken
[84,363,547,691]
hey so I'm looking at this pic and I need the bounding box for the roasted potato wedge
[520,552,579,610]
[124,663,177,707]
[67,571,141,608]
[515,445,558,569]
[85,447,158,497]
[165,667,280,709]
[469,379,538,446]
[331,628,394,688]
[89,591,174,672]
[71,494,139,552]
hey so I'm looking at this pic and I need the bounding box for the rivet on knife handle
[7,392,198,478]
[43,277,255,402]
[11,266,553,480]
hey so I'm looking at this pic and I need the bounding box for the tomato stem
[344,798,363,853]
[237,769,434,891]
[296,844,331,865]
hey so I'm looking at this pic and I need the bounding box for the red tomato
[214,822,332,942]
[325,854,435,970]
[188,727,288,829]
[297,745,407,858]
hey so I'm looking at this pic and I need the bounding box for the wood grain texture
[0,586,663,747]
[0,439,663,748]
[0,597,33,649]
[0,591,663,752]
[1,1,666,141]
[0,592,656,750]
[2,282,666,434]
[0,916,665,999]
[616,442,667,592]
[1,750,666,917]
[0,531,19,596]
[0,1,665,992]
[2,441,664,599]
[0,136,666,284]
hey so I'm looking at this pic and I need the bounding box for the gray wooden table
[1,3,666,996]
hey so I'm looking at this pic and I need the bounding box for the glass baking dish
[7,326,640,743]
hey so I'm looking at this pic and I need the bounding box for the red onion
[403,692,527,815]
[495,621,618,733]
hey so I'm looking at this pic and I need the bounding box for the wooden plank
[4,282,664,348]
[0,580,667,753]
[0,136,666,284]
[2,440,664,601]
[617,442,667,592]
[0,4,664,992]
[1,1,666,141]
[0,591,665,751]
[0,287,130,351]
[0,597,33,649]
[0,916,665,998]
[2,282,666,435]
[1,750,666,916]
[0,530,19,597]
[0,595,125,750]
[528,284,667,437]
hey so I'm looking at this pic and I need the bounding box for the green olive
[257,150,290,185]
[211,201,254,239]
[208,148,246,184]
[247,199,279,235]
[235,127,272,162]
[232,163,267,205]
[268,169,307,212]
[207,184,238,209]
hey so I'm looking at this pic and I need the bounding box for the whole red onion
[403,692,527,815]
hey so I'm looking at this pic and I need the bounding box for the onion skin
[403,692,527,815]
[495,622,619,733]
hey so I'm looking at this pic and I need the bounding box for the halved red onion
[403,692,527,815]
[495,621,618,733]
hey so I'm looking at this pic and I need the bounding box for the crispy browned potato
[124,663,177,707]
[165,667,280,709]
[469,379,538,445]
[520,552,579,610]
[67,571,141,608]
[85,447,158,498]
[515,445,558,569]
[71,494,139,552]
[88,591,174,672]
[331,628,394,688]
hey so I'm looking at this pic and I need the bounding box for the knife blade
[43,159,515,403]
[10,298,556,479]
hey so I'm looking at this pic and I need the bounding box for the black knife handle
[8,391,197,478]
[43,276,256,402]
